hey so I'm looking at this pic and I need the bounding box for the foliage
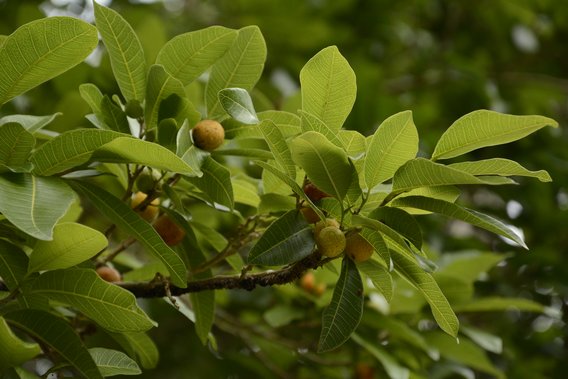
[0,2,562,379]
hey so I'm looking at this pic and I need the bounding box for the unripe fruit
[96,266,121,283]
[192,119,225,151]
[314,282,326,297]
[316,226,346,257]
[135,168,160,193]
[303,181,331,202]
[300,207,320,224]
[300,272,315,293]
[131,192,160,222]
[314,218,340,236]
[125,99,144,119]
[153,215,186,246]
[345,233,374,262]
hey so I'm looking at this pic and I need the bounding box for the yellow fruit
[316,226,346,257]
[300,207,321,224]
[96,266,121,283]
[345,233,374,262]
[192,119,225,151]
[153,215,186,246]
[314,218,340,235]
[131,192,160,222]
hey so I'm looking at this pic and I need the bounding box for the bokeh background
[1,0,566,378]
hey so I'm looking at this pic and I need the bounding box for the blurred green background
[1,0,566,378]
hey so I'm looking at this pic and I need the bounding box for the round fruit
[313,282,326,297]
[316,226,346,257]
[96,266,121,283]
[345,233,374,262]
[192,119,225,151]
[131,192,160,222]
[300,207,321,224]
[125,99,144,119]
[314,218,340,235]
[153,214,186,246]
[300,272,315,292]
[303,181,331,202]
[135,168,161,193]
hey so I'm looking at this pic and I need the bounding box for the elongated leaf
[365,111,418,189]
[393,185,461,214]
[452,297,548,313]
[100,96,131,134]
[30,269,156,332]
[28,223,107,273]
[391,250,459,337]
[0,240,29,290]
[0,316,41,371]
[300,46,356,131]
[437,251,509,284]
[93,137,200,177]
[391,196,527,248]
[259,120,295,178]
[0,174,74,240]
[89,348,141,377]
[352,215,413,259]
[392,158,516,193]
[357,259,393,301]
[31,129,127,176]
[248,210,314,266]
[94,2,146,101]
[339,130,366,159]
[359,228,390,266]
[0,113,61,134]
[432,110,558,160]
[156,26,237,85]
[449,158,551,182]
[368,206,422,249]
[259,111,301,136]
[351,333,409,379]
[299,110,345,148]
[0,123,34,172]
[186,156,233,209]
[219,88,258,124]
[144,65,187,130]
[461,325,502,354]
[318,258,364,352]
[0,17,98,104]
[108,332,158,370]
[206,26,266,119]
[70,181,187,287]
[233,178,261,208]
[5,309,102,379]
[79,83,105,124]
[289,131,353,200]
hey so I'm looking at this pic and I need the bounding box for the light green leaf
[351,333,409,379]
[213,148,272,160]
[189,221,228,253]
[365,111,418,189]
[0,316,41,371]
[0,17,98,104]
[392,158,516,193]
[70,181,187,287]
[94,2,146,101]
[452,297,549,313]
[144,65,187,130]
[233,178,261,208]
[0,240,29,290]
[318,258,364,352]
[0,174,74,240]
[357,259,393,301]
[93,137,200,177]
[391,250,459,337]
[186,156,233,209]
[461,325,502,354]
[263,305,305,328]
[108,332,159,370]
[89,347,141,377]
[30,269,156,332]
[339,130,366,159]
[248,210,315,266]
[369,206,422,249]
[0,123,34,172]
[219,88,259,124]
[449,158,552,182]
[299,110,345,148]
[300,46,356,131]
[5,309,102,379]
[289,131,353,201]
[206,26,266,119]
[30,129,127,176]
[0,113,61,134]
[28,223,107,273]
[391,196,527,248]
[393,186,461,215]
[79,83,105,125]
[359,228,390,267]
[259,120,295,178]
[100,96,131,134]
[437,251,509,284]
[156,26,237,85]
[432,110,558,160]
[258,111,301,137]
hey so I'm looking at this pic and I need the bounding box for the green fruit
[125,99,144,119]
[135,168,160,193]
[316,226,346,257]
[314,218,340,235]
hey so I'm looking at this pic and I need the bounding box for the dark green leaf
[368,206,422,249]
[89,347,141,377]
[186,156,234,209]
[100,96,131,134]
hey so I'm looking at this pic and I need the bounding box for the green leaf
[299,110,345,148]
[263,305,304,328]
[0,17,98,104]
[0,113,61,134]
[89,347,141,377]
[186,156,234,209]
[108,332,158,370]
[364,111,418,189]
[289,131,353,201]
[390,250,459,337]
[144,65,187,130]
[369,206,422,249]
[351,214,413,258]
[247,210,315,266]
[206,26,266,119]
[93,137,200,177]
[0,123,34,172]
[30,129,127,176]
[259,120,295,178]
[0,240,29,290]
[339,130,366,159]
[357,259,393,301]
[393,186,461,214]
[432,110,558,160]
[0,174,74,240]
[70,181,187,287]
[452,297,549,313]
[79,83,105,125]
[259,111,301,137]
[0,316,41,371]
[318,258,364,352]
[461,325,502,354]
[437,251,509,284]
[30,269,156,332]
[156,26,237,85]
[218,88,259,124]
[392,158,516,193]
[351,333,409,379]
[300,46,356,131]
[449,158,552,182]
[233,178,261,208]
[100,96,131,134]
[5,309,102,379]
[391,196,527,248]
[28,223,107,273]
[94,2,146,101]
